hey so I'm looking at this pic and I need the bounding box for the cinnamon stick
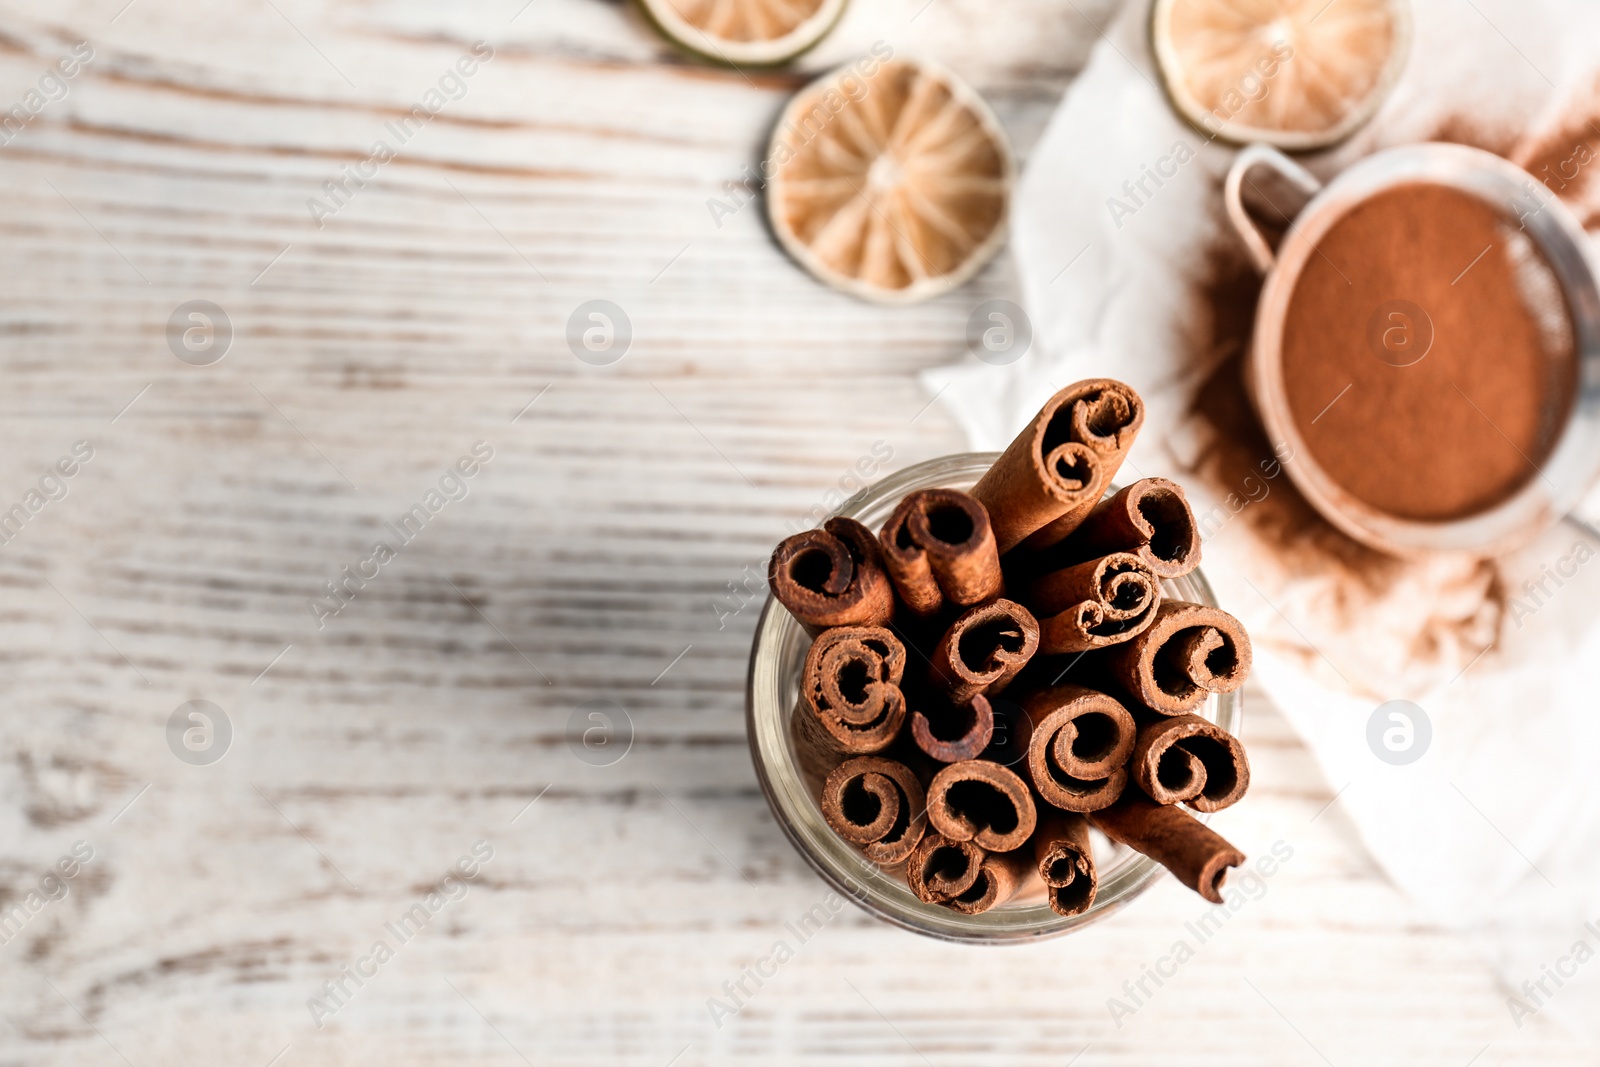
[792,625,907,772]
[1020,684,1136,812]
[925,759,1037,852]
[1024,552,1161,654]
[1096,601,1252,715]
[968,379,1145,555]
[1021,381,1145,552]
[910,693,995,764]
[967,385,1116,555]
[944,846,1032,915]
[878,489,1003,617]
[1042,478,1201,579]
[1090,791,1245,904]
[927,599,1040,703]
[769,517,895,634]
[1033,809,1097,917]
[820,756,928,864]
[906,831,985,904]
[1130,714,1250,812]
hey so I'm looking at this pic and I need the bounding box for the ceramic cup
[1225,141,1600,556]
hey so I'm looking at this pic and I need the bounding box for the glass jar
[745,452,1242,943]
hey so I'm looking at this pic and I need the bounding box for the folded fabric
[929,0,1600,1039]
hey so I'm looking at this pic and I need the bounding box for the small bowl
[745,453,1241,943]
[1225,141,1600,556]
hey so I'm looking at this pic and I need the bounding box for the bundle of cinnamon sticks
[769,379,1254,917]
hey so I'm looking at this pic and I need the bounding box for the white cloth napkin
[930,0,1600,1039]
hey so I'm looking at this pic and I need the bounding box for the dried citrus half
[636,0,847,67]
[765,58,1014,304]
[1151,0,1410,150]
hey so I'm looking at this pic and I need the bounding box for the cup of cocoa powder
[1224,142,1600,555]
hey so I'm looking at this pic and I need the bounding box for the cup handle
[1224,144,1324,274]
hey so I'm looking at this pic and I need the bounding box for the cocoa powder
[1185,247,1399,585]
[1281,182,1575,521]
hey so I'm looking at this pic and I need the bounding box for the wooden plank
[0,0,1589,1064]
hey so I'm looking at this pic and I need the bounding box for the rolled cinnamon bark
[1046,478,1201,579]
[1097,601,1252,715]
[1090,791,1245,904]
[1034,809,1097,917]
[1020,684,1136,812]
[820,756,928,864]
[927,599,1040,703]
[792,626,907,772]
[1025,553,1161,654]
[1000,379,1145,554]
[906,831,985,904]
[878,489,1003,617]
[910,693,995,764]
[967,385,1116,555]
[769,517,895,634]
[944,846,1032,915]
[1130,714,1250,812]
[925,759,1037,852]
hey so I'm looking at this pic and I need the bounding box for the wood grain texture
[0,0,1590,1064]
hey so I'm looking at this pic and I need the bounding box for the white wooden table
[0,0,1591,1063]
